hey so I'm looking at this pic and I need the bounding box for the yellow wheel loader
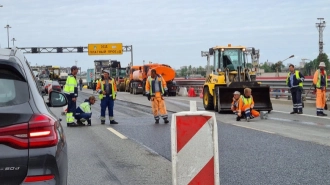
[202,44,273,113]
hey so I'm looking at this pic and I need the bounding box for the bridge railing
[175,79,330,101]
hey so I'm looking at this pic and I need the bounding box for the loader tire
[203,86,213,110]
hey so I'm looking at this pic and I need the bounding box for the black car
[0,48,68,185]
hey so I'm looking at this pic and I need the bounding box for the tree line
[176,53,330,77]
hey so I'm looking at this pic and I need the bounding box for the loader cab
[210,45,247,73]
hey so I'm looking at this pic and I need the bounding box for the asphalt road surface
[50,91,330,185]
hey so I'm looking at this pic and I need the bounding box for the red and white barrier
[171,101,220,185]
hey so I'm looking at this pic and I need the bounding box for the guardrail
[175,79,330,101]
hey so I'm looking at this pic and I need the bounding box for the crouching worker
[237,88,260,122]
[75,96,96,126]
[231,91,241,115]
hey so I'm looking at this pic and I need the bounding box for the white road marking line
[107,128,128,139]
[272,110,330,120]
[231,124,275,134]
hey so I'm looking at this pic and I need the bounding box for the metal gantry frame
[201,51,211,75]
[17,45,134,66]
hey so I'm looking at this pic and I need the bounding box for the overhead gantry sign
[17,43,134,65]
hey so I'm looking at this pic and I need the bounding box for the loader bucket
[217,82,273,113]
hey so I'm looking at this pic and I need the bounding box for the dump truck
[202,44,272,113]
[126,63,177,96]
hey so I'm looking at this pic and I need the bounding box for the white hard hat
[103,70,110,74]
[233,91,240,95]
[319,62,326,67]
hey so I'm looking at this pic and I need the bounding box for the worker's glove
[146,93,151,101]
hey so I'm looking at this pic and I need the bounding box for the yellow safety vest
[99,79,116,100]
[316,69,328,88]
[148,76,164,95]
[63,75,77,96]
[240,95,252,106]
[286,70,303,87]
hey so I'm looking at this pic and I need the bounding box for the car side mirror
[47,91,68,107]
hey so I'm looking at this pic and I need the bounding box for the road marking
[273,110,330,120]
[107,128,128,139]
[231,124,275,134]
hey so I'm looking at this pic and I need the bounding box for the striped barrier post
[171,101,220,185]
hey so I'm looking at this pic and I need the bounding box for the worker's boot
[236,116,241,121]
[317,112,327,116]
[101,120,105,124]
[164,118,169,124]
[67,122,78,127]
[155,119,159,124]
[77,120,85,126]
[110,120,118,124]
[87,119,91,126]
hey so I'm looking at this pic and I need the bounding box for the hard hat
[319,62,326,67]
[103,70,110,74]
[233,91,240,95]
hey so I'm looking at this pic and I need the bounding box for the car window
[0,68,29,107]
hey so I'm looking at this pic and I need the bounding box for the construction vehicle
[86,68,95,89]
[93,60,126,90]
[126,63,177,96]
[109,60,127,91]
[202,44,272,113]
[46,66,68,89]
[94,60,110,80]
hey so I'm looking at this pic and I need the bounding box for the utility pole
[4,24,11,48]
[11,38,16,46]
[316,18,326,55]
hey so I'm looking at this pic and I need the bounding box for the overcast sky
[0,0,329,71]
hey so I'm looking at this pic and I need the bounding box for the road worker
[75,96,96,126]
[145,69,169,124]
[63,66,81,127]
[313,62,328,116]
[231,91,241,116]
[96,70,118,124]
[286,64,305,114]
[237,88,260,122]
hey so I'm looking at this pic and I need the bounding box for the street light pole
[11,38,16,46]
[4,24,11,48]
[277,55,294,77]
